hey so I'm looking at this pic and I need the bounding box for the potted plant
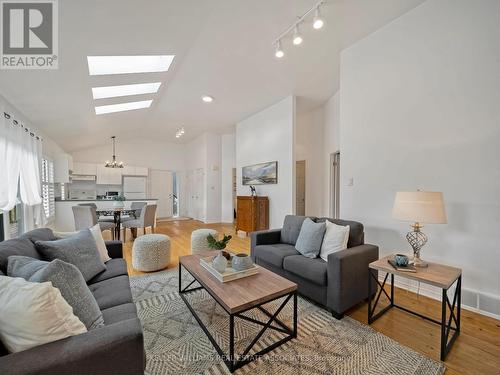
[113,195,126,208]
[207,234,233,273]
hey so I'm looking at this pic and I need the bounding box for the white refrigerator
[123,176,147,199]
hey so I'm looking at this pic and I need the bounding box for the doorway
[150,169,174,219]
[296,160,306,216]
[330,152,340,218]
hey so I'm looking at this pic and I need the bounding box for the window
[41,158,55,223]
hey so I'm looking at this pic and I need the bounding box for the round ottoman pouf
[191,229,219,254]
[132,234,171,272]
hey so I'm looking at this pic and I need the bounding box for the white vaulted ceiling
[0,0,425,151]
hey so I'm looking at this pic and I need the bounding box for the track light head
[275,40,284,58]
[313,7,324,29]
[292,25,303,45]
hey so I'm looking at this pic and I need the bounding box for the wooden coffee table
[368,255,462,360]
[179,252,298,373]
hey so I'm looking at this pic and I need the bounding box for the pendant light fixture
[104,136,124,168]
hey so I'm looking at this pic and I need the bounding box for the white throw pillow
[319,221,350,262]
[54,225,111,263]
[89,224,112,263]
[0,276,87,353]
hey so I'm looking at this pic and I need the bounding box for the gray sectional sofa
[0,228,144,375]
[251,215,379,319]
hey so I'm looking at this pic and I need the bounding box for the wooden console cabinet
[236,196,269,234]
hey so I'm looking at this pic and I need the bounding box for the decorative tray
[200,255,259,283]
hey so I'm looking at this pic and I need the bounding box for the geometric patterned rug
[130,269,446,375]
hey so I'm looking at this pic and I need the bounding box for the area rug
[130,269,445,375]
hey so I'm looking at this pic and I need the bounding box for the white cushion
[0,276,87,353]
[54,225,111,263]
[319,221,350,262]
[89,224,112,263]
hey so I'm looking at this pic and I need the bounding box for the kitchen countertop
[55,198,158,202]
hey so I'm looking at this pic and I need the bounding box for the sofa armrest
[326,244,379,314]
[105,240,123,259]
[0,318,144,375]
[250,229,282,261]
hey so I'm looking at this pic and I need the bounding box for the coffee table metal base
[179,264,297,373]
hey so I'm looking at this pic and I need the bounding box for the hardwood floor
[114,219,500,375]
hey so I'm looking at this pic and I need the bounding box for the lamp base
[406,222,429,268]
[412,254,428,268]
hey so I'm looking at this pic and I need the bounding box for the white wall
[322,92,340,217]
[205,133,222,223]
[221,133,236,223]
[236,96,295,229]
[340,0,500,310]
[72,138,185,171]
[295,102,325,217]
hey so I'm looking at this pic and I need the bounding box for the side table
[368,255,462,360]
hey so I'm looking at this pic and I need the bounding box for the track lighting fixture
[275,40,284,58]
[292,26,303,45]
[272,0,326,59]
[175,127,185,138]
[313,7,324,29]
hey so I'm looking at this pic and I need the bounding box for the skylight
[92,82,161,99]
[95,100,153,115]
[87,55,175,75]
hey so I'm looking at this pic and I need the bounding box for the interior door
[150,170,173,219]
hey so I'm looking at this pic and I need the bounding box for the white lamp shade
[392,191,447,224]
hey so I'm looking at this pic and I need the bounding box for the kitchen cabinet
[54,153,73,183]
[72,162,97,175]
[134,166,148,176]
[122,166,148,176]
[96,165,122,185]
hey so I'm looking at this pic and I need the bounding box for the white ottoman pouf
[132,234,171,272]
[191,229,219,254]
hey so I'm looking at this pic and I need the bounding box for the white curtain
[0,113,23,212]
[0,111,42,213]
[19,127,42,206]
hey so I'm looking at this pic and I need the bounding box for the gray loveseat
[251,215,378,319]
[0,228,144,375]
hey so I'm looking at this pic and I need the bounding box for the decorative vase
[113,201,124,209]
[231,253,253,271]
[212,251,227,273]
[394,254,409,266]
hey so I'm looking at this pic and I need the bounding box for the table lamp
[392,191,447,267]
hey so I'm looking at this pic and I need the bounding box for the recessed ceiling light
[202,95,214,103]
[92,82,161,99]
[87,55,175,75]
[95,100,153,115]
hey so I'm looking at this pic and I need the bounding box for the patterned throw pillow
[35,229,106,281]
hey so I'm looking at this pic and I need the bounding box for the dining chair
[122,204,157,242]
[78,203,114,223]
[121,201,147,222]
[72,205,116,240]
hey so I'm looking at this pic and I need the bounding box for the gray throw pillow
[35,229,106,282]
[295,218,326,258]
[7,256,104,330]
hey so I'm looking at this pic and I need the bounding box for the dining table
[96,208,135,241]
